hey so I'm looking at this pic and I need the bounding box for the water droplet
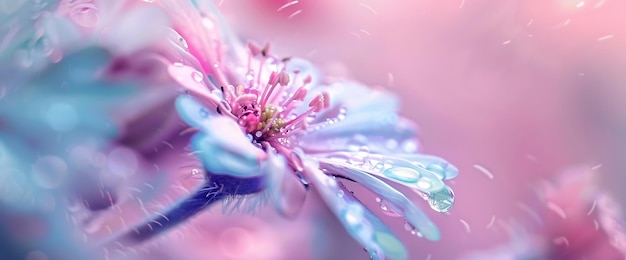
[245,71,254,81]
[404,221,415,231]
[428,186,455,213]
[382,167,420,183]
[305,114,316,123]
[426,164,445,178]
[383,160,394,169]
[375,197,382,203]
[349,146,370,165]
[346,137,365,152]
[173,62,183,67]
[31,156,67,189]
[191,71,203,83]
[178,37,189,50]
[417,177,433,190]
[379,200,402,217]
[337,107,347,120]
[191,169,200,175]
[289,152,304,172]
[336,190,344,198]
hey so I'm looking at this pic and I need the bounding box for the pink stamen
[308,92,329,112]
[259,71,279,107]
[278,71,290,86]
[247,41,262,57]
[283,106,316,129]
[282,87,307,108]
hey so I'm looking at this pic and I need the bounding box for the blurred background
[2,0,626,259]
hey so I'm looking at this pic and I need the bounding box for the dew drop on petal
[349,146,369,165]
[428,186,455,213]
[191,71,203,83]
[383,160,394,169]
[382,167,420,183]
[336,189,344,198]
[426,164,445,177]
[379,200,402,217]
[404,221,415,231]
[305,114,316,123]
[31,156,67,189]
[337,107,347,120]
[417,177,433,190]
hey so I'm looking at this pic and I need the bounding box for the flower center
[218,42,330,148]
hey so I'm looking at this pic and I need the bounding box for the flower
[95,2,460,260]
[0,1,459,259]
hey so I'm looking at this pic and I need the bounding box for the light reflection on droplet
[382,167,420,183]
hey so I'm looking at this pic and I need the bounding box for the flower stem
[100,174,265,248]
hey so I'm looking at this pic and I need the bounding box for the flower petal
[314,153,448,194]
[322,163,441,241]
[265,150,307,218]
[189,119,265,178]
[303,159,408,260]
